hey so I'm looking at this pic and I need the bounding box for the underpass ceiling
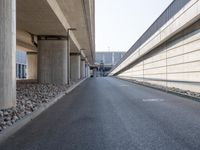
[16,0,94,64]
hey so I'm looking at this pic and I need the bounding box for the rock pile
[0,83,70,132]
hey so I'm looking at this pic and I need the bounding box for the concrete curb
[115,77,200,102]
[0,78,87,144]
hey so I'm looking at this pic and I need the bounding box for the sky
[95,0,173,52]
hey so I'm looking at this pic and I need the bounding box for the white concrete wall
[111,0,200,75]
[119,21,200,92]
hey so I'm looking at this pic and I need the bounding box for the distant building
[96,52,125,66]
[95,52,125,76]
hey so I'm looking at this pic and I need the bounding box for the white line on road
[142,99,164,102]
[119,85,129,87]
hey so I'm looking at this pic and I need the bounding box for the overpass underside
[110,0,200,93]
[0,0,95,109]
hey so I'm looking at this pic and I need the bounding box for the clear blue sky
[95,0,173,52]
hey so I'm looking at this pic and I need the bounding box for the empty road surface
[1,77,200,150]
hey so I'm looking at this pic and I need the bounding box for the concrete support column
[80,60,86,79]
[70,54,81,81]
[27,52,37,80]
[88,66,91,77]
[93,68,97,77]
[86,64,90,77]
[0,0,16,109]
[38,38,68,84]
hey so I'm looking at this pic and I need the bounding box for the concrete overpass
[110,0,200,93]
[2,1,200,148]
[0,0,95,109]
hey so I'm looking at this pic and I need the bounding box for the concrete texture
[86,64,91,77]
[70,54,81,81]
[27,53,37,80]
[81,60,86,78]
[0,0,16,109]
[38,40,68,84]
[16,30,37,52]
[119,20,200,93]
[1,77,200,150]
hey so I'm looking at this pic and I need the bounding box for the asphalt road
[1,77,200,150]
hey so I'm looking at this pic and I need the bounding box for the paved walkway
[1,77,200,150]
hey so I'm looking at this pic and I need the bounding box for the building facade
[16,50,27,79]
[95,52,125,76]
[96,52,125,66]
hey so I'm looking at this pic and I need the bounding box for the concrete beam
[16,30,37,52]
[70,52,81,56]
[0,0,16,109]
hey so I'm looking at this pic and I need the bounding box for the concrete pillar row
[0,0,16,109]
[38,38,68,84]
[27,52,37,80]
[70,53,81,81]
